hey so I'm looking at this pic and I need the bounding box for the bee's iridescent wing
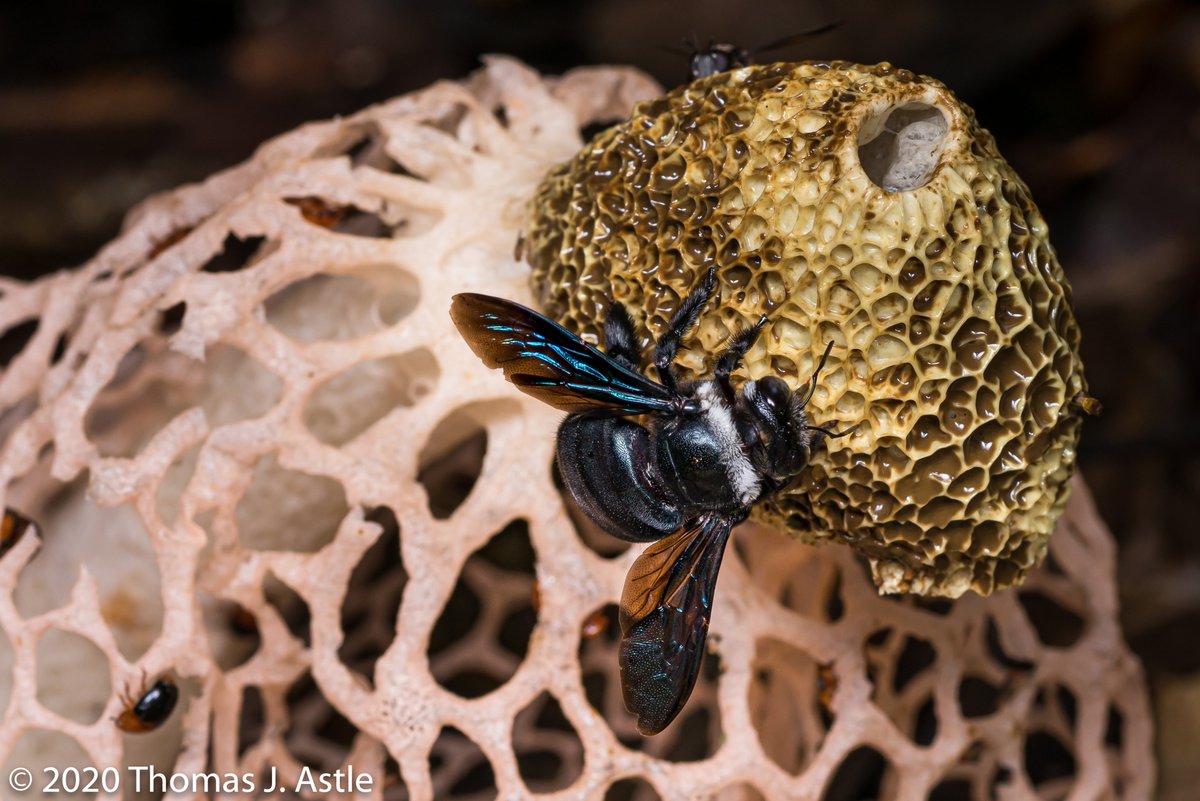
[618,512,735,735]
[450,293,677,415]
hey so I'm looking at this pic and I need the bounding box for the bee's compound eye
[757,377,791,409]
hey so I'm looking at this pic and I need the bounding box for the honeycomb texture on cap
[526,61,1088,598]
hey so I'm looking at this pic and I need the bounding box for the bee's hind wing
[618,512,736,735]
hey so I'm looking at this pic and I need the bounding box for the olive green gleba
[523,60,1089,598]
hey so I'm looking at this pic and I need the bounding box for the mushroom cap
[526,61,1088,597]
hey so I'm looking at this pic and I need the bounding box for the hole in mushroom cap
[715,785,768,801]
[156,444,200,527]
[912,695,939,745]
[857,102,950,192]
[238,685,264,756]
[929,778,972,801]
[304,350,439,446]
[606,777,662,801]
[891,635,936,692]
[959,675,1003,718]
[1023,728,1077,787]
[85,343,281,459]
[15,469,164,662]
[1018,589,1085,647]
[0,318,38,368]
[382,753,408,800]
[417,411,489,521]
[4,730,96,786]
[429,519,535,699]
[658,672,723,762]
[284,671,356,772]
[264,572,312,647]
[338,506,405,688]
[333,123,413,176]
[265,266,420,342]
[750,637,830,776]
[822,745,893,800]
[200,233,268,274]
[36,630,110,724]
[203,595,260,671]
[431,726,497,799]
[236,455,349,552]
[513,691,584,792]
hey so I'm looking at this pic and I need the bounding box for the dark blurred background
[1,0,1197,795]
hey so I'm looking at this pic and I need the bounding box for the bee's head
[736,376,817,482]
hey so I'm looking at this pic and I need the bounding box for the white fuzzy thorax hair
[695,382,761,504]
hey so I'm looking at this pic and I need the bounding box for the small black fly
[674,21,841,82]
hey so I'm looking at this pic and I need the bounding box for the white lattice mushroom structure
[0,58,1152,801]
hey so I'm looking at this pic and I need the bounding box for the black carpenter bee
[678,21,841,81]
[115,676,178,734]
[450,268,844,735]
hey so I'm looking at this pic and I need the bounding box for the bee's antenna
[798,340,835,407]
[806,424,853,439]
[751,20,842,57]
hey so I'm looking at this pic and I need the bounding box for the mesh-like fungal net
[0,58,1152,800]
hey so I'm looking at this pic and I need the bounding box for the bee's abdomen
[557,416,681,542]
